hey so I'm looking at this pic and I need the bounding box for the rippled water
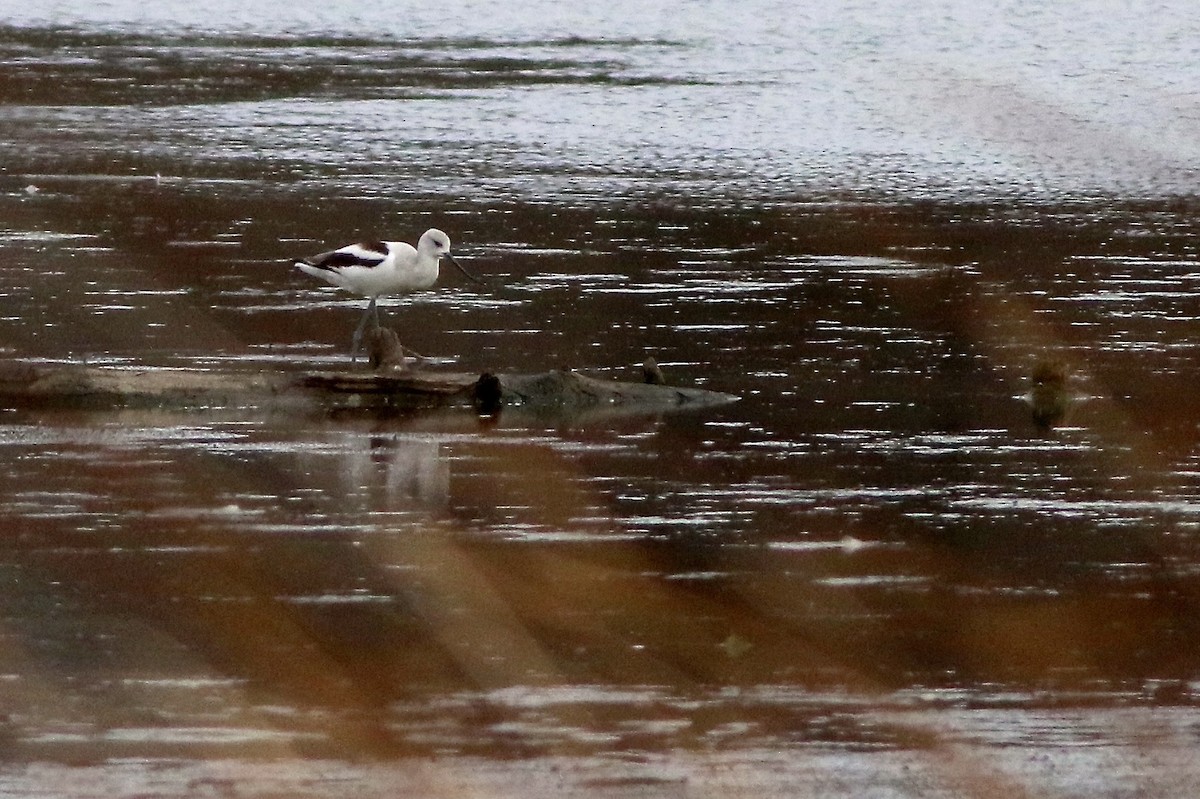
[3,2,1200,796]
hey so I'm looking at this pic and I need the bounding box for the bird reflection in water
[329,432,451,510]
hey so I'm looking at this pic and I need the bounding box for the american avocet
[295,228,481,361]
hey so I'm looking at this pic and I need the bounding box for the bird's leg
[366,300,423,361]
[350,298,377,363]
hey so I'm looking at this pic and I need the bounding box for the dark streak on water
[3,14,1200,797]
[0,28,676,107]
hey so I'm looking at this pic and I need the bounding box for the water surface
[3,2,1200,796]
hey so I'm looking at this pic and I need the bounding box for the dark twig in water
[1028,358,1071,430]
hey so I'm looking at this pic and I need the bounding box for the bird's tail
[295,260,341,286]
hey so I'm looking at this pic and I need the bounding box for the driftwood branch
[0,362,738,416]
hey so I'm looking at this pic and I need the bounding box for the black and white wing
[300,240,390,272]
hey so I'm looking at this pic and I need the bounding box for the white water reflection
[333,433,451,511]
[5,2,1200,199]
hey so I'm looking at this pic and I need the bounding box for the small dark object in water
[366,327,424,371]
[1028,359,1070,430]
[642,357,665,385]
[473,372,503,415]
[366,327,405,370]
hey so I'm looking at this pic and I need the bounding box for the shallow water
[3,3,1200,796]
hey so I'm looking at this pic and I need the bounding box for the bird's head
[419,228,453,257]
[420,228,484,284]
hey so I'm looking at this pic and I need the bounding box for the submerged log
[302,367,739,413]
[0,362,290,406]
[0,362,738,415]
[299,370,476,399]
[493,369,737,409]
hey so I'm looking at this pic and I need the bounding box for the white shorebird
[295,228,481,361]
